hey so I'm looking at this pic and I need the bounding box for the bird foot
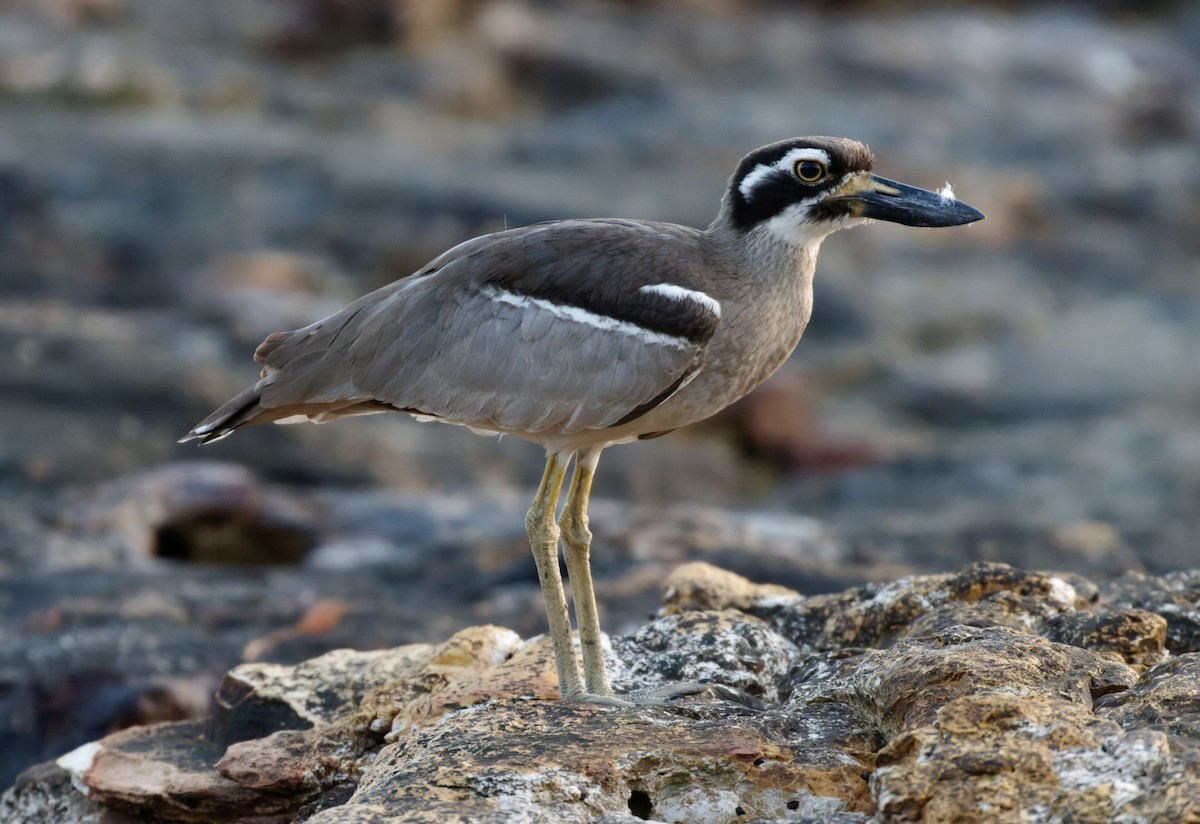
[565,680,710,707]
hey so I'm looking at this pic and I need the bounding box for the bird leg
[558,446,613,698]
[531,448,707,707]
[525,450,584,699]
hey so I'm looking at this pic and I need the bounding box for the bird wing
[252,220,723,436]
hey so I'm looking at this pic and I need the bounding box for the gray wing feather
[370,287,695,433]
[253,221,716,435]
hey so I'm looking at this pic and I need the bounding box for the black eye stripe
[731,173,843,231]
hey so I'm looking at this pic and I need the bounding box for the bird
[182,136,983,704]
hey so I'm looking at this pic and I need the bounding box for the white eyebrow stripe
[738,147,832,201]
[483,286,691,348]
[637,283,722,319]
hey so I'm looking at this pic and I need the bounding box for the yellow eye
[793,159,827,183]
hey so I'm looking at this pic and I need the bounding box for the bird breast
[614,237,819,436]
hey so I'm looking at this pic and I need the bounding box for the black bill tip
[835,175,984,228]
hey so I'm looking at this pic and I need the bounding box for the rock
[7,561,1200,822]
[63,461,317,565]
[1095,654,1200,742]
[660,561,798,615]
[612,611,799,701]
[851,625,1135,733]
[0,463,879,794]
[319,699,864,824]
[748,561,1085,651]
[0,761,104,824]
[1100,571,1200,654]
[81,720,291,821]
[872,695,1191,823]
[349,626,540,739]
[1043,608,1168,670]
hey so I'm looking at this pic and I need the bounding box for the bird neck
[678,218,821,413]
[705,217,824,295]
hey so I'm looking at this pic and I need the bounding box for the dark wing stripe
[500,281,719,345]
[607,369,693,428]
[473,220,722,346]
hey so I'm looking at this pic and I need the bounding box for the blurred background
[1,0,1198,788]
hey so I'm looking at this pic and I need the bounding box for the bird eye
[793,159,827,183]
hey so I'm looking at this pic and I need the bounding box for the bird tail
[179,385,265,445]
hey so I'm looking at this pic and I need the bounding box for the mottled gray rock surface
[5,562,1200,823]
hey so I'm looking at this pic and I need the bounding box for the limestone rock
[661,562,799,616]
[90,723,291,818]
[871,695,1191,823]
[612,610,799,701]
[1100,571,1200,654]
[315,699,866,824]
[847,624,1136,733]
[718,560,1086,650]
[7,561,1200,822]
[1095,653,1200,742]
[1043,608,1169,670]
[65,461,317,566]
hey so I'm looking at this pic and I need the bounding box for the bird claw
[566,680,711,707]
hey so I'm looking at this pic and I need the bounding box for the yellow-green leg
[530,448,707,707]
[525,450,583,699]
[559,446,613,697]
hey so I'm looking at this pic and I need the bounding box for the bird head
[722,136,984,245]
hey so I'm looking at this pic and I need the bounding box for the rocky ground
[6,562,1200,822]
[1,0,1199,821]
